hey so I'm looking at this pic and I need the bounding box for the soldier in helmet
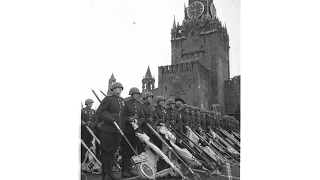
[194,107,201,131]
[121,87,145,178]
[179,104,190,133]
[188,106,195,129]
[141,92,160,145]
[96,82,125,180]
[153,95,169,171]
[199,108,206,133]
[154,96,167,127]
[205,110,211,133]
[215,112,222,132]
[81,98,99,164]
[166,98,182,132]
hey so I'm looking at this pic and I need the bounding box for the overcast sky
[80,0,240,109]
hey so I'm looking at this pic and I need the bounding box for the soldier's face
[113,88,122,94]
[146,96,152,103]
[87,102,93,108]
[169,104,175,109]
[159,100,164,106]
[186,108,189,113]
[132,93,139,99]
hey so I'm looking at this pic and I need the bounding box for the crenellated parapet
[158,61,200,75]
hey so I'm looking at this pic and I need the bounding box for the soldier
[81,98,99,164]
[96,82,125,180]
[141,92,161,146]
[166,98,182,132]
[154,96,167,127]
[199,108,206,133]
[179,104,190,133]
[205,110,211,133]
[215,112,222,131]
[153,95,168,171]
[188,106,195,130]
[122,87,145,178]
[194,107,201,131]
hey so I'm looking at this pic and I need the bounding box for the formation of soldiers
[81,82,240,180]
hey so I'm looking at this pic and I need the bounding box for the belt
[108,112,122,117]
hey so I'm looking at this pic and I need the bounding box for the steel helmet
[181,104,189,111]
[176,101,183,108]
[129,87,141,95]
[194,107,200,111]
[156,96,165,103]
[111,82,123,90]
[166,98,175,105]
[85,98,94,105]
[143,92,154,99]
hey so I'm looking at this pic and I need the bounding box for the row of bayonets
[80,89,241,180]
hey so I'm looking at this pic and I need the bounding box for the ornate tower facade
[169,0,230,113]
[142,66,155,92]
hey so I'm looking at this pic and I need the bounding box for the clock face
[187,1,204,19]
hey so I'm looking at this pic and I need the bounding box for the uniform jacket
[200,116,207,131]
[141,102,159,128]
[194,115,201,130]
[96,94,125,133]
[180,110,189,127]
[154,105,166,125]
[123,97,145,134]
[166,107,182,131]
[81,107,99,132]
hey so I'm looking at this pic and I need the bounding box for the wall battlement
[158,61,204,75]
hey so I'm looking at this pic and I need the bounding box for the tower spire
[172,15,176,29]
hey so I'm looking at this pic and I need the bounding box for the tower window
[203,37,205,44]
[189,84,191,89]
[190,31,195,36]
[165,86,167,91]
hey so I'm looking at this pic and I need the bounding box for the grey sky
[80,0,240,108]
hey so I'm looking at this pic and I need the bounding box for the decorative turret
[142,66,155,92]
[172,15,176,29]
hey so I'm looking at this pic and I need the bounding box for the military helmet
[181,104,189,111]
[200,108,205,113]
[129,87,141,95]
[176,101,183,108]
[194,107,200,111]
[166,98,175,105]
[110,82,123,90]
[189,106,195,110]
[85,98,94,105]
[156,96,165,103]
[143,92,154,99]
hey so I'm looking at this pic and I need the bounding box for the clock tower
[170,0,230,113]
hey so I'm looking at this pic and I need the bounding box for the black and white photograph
[80,0,240,180]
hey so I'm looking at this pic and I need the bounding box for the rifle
[191,129,228,164]
[100,90,107,97]
[205,132,240,163]
[146,123,200,180]
[182,127,226,167]
[168,127,216,171]
[90,88,101,102]
[209,127,240,155]
[81,139,102,166]
[214,129,240,153]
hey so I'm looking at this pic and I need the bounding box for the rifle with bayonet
[100,90,107,97]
